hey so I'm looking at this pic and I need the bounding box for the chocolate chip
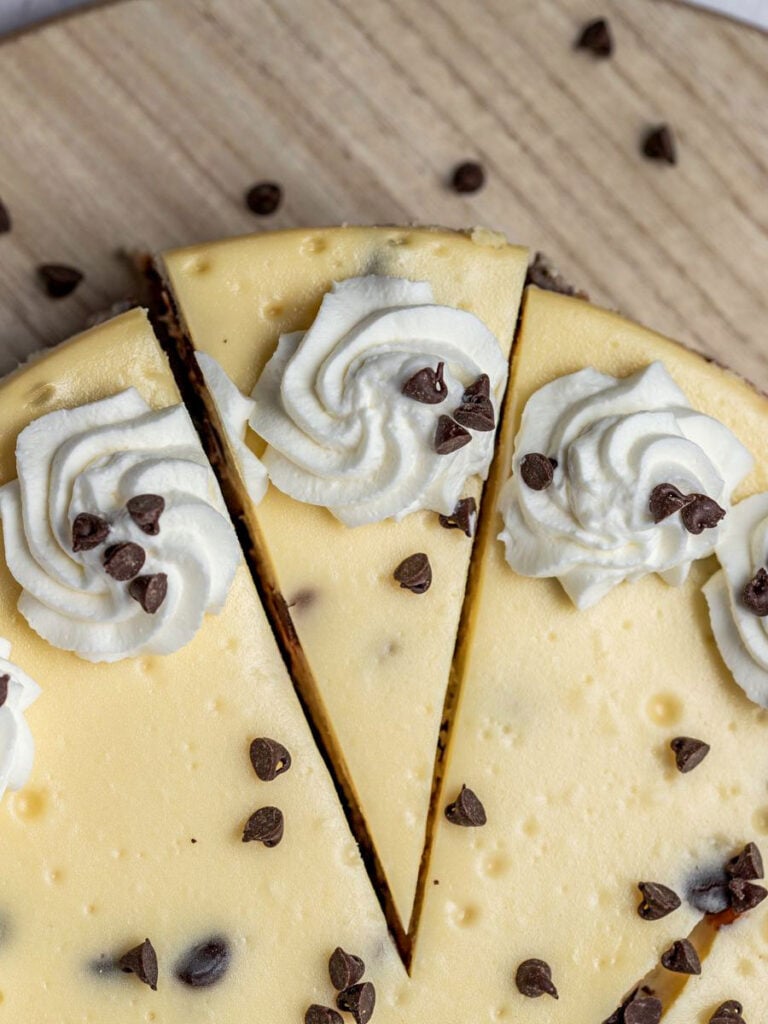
[660,938,701,975]
[0,675,8,708]
[453,398,495,432]
[0,199,11,234]
[128,574,168,614]
[242,806,284,847]
[525,252,589,299]
[643,125,677,165]
[175,936,231,987]
[126,494,165,535]
[336,982,376,1024]
[445,784,487,827]
[306,1006,343,1024]
[520,452,555,491]
[515,958,558,999]
[576,17,613,57]
[38,263,84,298]
[249,737,292,782]
[463,374,491,401]
[649,483,693,524]
[103,542,146,581]
[637,881,681,921]
[393,552,432,595]
[72,512,110,552]
[245,181,282,215]
[438,496,477,537]
[118,938,158,990]
[709,1001,745,1024]
[625,995,663,1024]
[680,494,726,535]
[434,415,472,455]
[728,877,768,914]
[329,947,365,990]
[743,568,768,617]
[451,161,485,194]
[671,736,710,773]
[726,842,764,881]
[402,362,448,404]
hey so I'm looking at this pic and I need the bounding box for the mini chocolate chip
[743,568,768,617]
[445,784,487,827]
[126,494,165,535]
[118,938,158,990]
[625,996,663,1024]
[520,452,555,491]
[242,806,284,847]
[402,362,447,404]
[72,512,110,552]
[649,483,693,524]
[439,496,477,537]
[671,736,710,773]
[463,374,491,401]
[306,1006,343,1024]
[576,17,613,57]
[526,252,589,299]
[643,125,677,165]
[38,263,84,298]
[637,881,681,921]
[329,947,365,990]
[726,842,764,881]
[175,936,231,987]
[453,397,495,432]
[249,737,292,782]
[515,958,558,999]
[434,415,472,455]
[245,181,282,215]
[451,161,485,194]
[680,494,726,535]
[128,574,168,614]
[660,938,701,975]
[728,877,768,914]
[0,675,8,707]
[0,199,11,234]
[103,542,146,581]
[337,982,376,1024]
[709,1001,745,1024]
[393,553,432,594]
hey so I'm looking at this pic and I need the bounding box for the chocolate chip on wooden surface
[245,181,282,215]
[103,542,146,581]
[72,512,110,552]
[439,496,477,537]
[726,842,764,881]
[637,881,681,921]
[127,494,165,535]
[670,736,710,773]
[249,737,292,782]
[680,494,725,534]
[649,483,692,523]
[451,161,485,194]
[728,877,768,914]
[38,263,84,298]
[176,936,231,988]
[434,415,472,454]
[0,675,8,708]
[337,981,376,1024]
[576,17,613,57]
[445,784,487,827]
[128,573,168,614]
[402,362,447,404]
[393,552,432,594]
[329,947,365,990]
[660,938,701,974]
[118,938,158,990]
[743,568,768,616]
[242,806,284,847]
[305,1006,343,1024]
[642,125,677,165]
[515,958,558,998]
[520,453,555,491]
[0,199,11,234]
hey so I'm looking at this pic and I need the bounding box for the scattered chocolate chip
[453,397,495,432]
[0,199,11,234]
[728,877,768,914]
[103,542,146,581]
[245,181,282,215]
[175,936,231,987]
[38,263,84,298]
[118,938,158,990]
[525,252,589,299]
[642,125,677,165]
[637,881,681,921]
[515,958,558,999]
[660,938,701,975]
[709,1001,745,1024]
[625,995,663,1024]
[128,573,168,614]
[649,483,693,524]
[0,674,8,707]
[743,568,768,617]
[402,362,448,404]
[671,736,710,774]
[434,415,472,455]
[680,494,726,535]
[329,947,365,990]
[242,806,284,847]
[337,981,376,1024]
[520,452,555,491]
[576,17,614,57]
[249,737,292,782]
[393,552,432,595]
[306,1006,343,1024]
[726,842,764,881]
[463,374,491,401]
[72,512,110,552]
[451,161,485,194]
[126,494,165,535]
[438,496,477,537]
[445,784,487,827]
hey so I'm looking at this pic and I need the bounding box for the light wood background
[0,0,766,387]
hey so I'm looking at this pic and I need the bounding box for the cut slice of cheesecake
[159,226,529,933]
[0,309,404,1021]
[411,287,768,1021]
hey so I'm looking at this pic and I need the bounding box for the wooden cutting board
[0,0,766,388]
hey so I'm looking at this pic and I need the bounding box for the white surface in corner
[0,0,96,34]
[683,0,768,29]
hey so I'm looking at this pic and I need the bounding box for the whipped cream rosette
[0,639,41,799]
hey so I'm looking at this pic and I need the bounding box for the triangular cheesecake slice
[159,226,528,932]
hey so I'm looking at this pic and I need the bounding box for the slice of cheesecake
[159,226,529,933]
[411,287,768,1021]
[0,309,404,1021]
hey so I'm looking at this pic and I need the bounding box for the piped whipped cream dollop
[704,494,768,707]
[249,276,508,526]
[498,362,754,609]
[0,390,239,662]
[0,639,41,799]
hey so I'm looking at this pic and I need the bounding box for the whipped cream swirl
[499,362,754,608]
[0,390,239,662]
[249,276,507,526]
[0,639,41,799]
[704,494,768,707]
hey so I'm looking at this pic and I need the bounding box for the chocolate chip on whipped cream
[118,938,158,990]
[520,453,555,491]
[681,494,726,535]
[515,958,558,998]
[660,938,701,975]
[454,374,495,432]
[434,415,472,455]
[649,483,692,523]
[249,737,292,782]
[126,494,165,535]
[329,947,365,990]
[439,496,477,537]
[637,881,681,920]
[336,981,376,1024]
[726,842,764,881]
[103,542,146,581]
[445,784,486,827]
[394,553,432,594]
[72,512,110,552]
[670,736,710,774]
[128,573,168,614]
[402,362,448,404]
[743,568,768,616]
[242,806,284,847]
[0,675,8,708]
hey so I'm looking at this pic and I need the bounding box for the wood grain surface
[0,0,766,386]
